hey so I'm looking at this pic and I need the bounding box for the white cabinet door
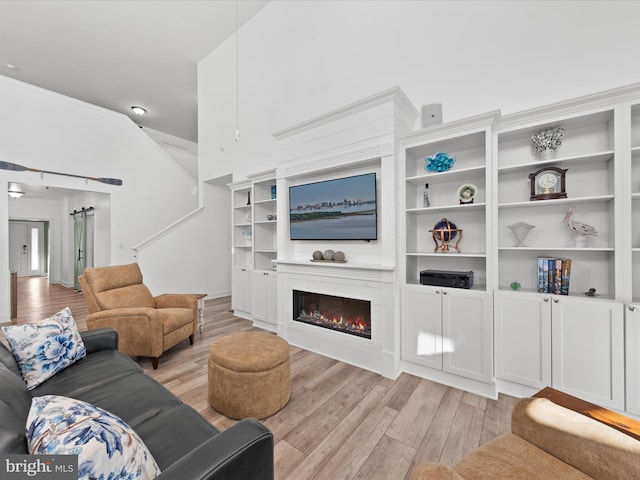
[252,270,278,326]
[626,304,640,416]
[551,296,624,410]
[402,284,492,383]
[401,284,443,370]
[266,272,278,324]
[231,267,251,314]
[251,271,268,322]
[443,288,493,383]
[495,290,551,388]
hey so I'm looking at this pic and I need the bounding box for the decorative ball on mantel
[333,251,345,262]
[323,249,335,261]
[312,250,324,260]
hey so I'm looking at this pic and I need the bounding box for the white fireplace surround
[280,261,396,376]
[273,87,418,379]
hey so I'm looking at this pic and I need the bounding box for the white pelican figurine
[562,206,597,247]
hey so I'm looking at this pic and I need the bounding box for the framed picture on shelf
[457,183,477,204]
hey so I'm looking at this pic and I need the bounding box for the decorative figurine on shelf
[247,191,251,205]
[510,281,521,290]
[423,183,431,207]
[584,288,598,297]
[429,217,463,253]
[425,152,455,172]
[508,221,536,247]
[562,206,597,248]
[310,250,346,262]
[457,183,477,204]
[530,126,565,160]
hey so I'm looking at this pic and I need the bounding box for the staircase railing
[132,207,205,253]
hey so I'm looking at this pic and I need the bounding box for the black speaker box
[419,269,474,289]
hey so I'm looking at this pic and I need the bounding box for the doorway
[9,221,47,277]
[72,208,95,290]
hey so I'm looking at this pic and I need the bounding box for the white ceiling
[0,0,269,143]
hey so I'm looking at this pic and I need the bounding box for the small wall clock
[529,166,567,201]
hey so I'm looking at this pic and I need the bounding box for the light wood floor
[13,277,519,480]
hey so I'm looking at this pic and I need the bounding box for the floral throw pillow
[27,395,160,480]
[0,307,86,389]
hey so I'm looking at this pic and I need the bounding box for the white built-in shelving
[401,112,498,292]
[492,94,634,409]
[631,104,640,303]
[230,181,252,269]
[227,83,640,413]
[399,112,498,391]
[496,108,617,299]
[229,180,253,319]
[228,170,279,330]
[248,170,278,332]
[250,173,278,273]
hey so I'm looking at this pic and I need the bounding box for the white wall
[0,75,199,321]
[198,0,640,182]
[136,178,231,298]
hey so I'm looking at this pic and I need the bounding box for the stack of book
[537,257,571,295]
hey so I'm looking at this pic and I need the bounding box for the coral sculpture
[425,152,455,172]
[530,127,565,153]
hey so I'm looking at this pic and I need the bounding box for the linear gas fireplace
[292,289,371,339]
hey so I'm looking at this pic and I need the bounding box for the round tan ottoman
[208,331,290,419]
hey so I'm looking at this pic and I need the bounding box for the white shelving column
[492,86,640,409]
[228,180,252,319]
[247,169,278,332]
[398,111,499,397]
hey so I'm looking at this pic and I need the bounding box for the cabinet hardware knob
[630,306,637,312]
[543,297,549,302]
[553,298,560,303]
[443,291,448,295]
[435,290,440,294]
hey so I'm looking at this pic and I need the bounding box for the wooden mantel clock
[529,166,568,201]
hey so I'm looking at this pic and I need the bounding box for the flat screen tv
[289,172,377,240]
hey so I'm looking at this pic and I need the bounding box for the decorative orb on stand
[429,217,463,253]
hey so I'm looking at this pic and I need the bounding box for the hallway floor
[12,276,88,329]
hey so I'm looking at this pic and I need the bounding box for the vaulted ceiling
[0,0,269,143]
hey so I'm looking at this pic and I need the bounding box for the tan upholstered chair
[79,263,197,369]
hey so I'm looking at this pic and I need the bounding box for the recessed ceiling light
[6,64,16,70]
[8,183,24,198]
[131,106,147,116]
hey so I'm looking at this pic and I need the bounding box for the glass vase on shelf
[423,183,430,208]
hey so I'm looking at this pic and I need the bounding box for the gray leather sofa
[0,328,274,480]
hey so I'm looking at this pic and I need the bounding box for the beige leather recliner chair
[79,263,197,369]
